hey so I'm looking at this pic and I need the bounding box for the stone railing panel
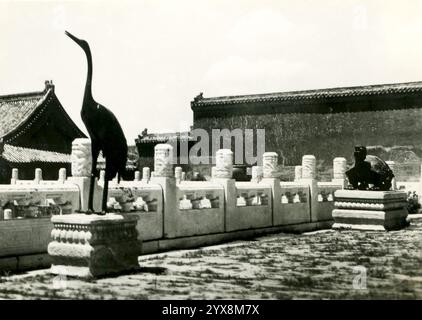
[105,180,163,241]
[316,182,343,221]
[0,183,79,220]
[173,181,225,237]
[223,181,273,232]
[276,182,311,225]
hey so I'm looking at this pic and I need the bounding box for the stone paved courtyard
[0,216,421,300]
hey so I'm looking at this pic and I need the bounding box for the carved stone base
[48,213,142,278]
[332,190,408,231]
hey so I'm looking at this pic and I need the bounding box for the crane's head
[65,30,89,51]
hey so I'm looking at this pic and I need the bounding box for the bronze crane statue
[65,31,128,214]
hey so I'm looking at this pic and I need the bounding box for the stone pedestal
[332,190,408,231]
[48,213,142,278]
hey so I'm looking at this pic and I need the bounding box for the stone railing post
[385,161,397,190]
[71,138,92,177]
[134,170,141,181]
[154,144,174,178]
[263,152,278,179]
[251,166,263,183]
[332,157,347,188]
[34,168,43,184]
[67,138,102,212]
[212,149,233,179]
[99,170,105,184]
[142,167,150,183]
[175,166,183,184]
[300,155,318,222]
[58,168,67,183]
[261,152,280,226]
[151,144,176,238]
[211,149,236,231]
[419,163,422,200]
[294,165,302,181]
[11,168,18,185]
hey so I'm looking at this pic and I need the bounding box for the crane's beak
[65,30,81,44]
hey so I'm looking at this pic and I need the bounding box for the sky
[2,0,422,143]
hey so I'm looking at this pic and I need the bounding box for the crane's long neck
[82,45,94,105]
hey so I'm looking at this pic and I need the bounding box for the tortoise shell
[365,155,394,190]
[365,155,394,177]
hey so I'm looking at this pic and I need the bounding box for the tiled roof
[136,131,194,144]
[191,81,422,107]
[1,144,71,163]
[0,89,48,137]
[2,146,136,170]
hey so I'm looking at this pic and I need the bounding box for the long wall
[192,92,422,169]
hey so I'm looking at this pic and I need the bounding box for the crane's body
[81,103,128,180]
[65,30,127,213]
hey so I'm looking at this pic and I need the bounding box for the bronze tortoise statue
[346,146,394,191]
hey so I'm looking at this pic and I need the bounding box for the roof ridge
[144,131,190,136]
[193,80,422,105]
[0,89,46,101]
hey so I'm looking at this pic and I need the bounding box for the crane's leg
[101,174,109,215]
[87,145,100,214]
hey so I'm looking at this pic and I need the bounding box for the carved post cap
[333,157,347,179]
[71,138,92,177]
[302,155,316,179]
[212,149,233,179]
[154,144,174,177]
[263,152,278,178]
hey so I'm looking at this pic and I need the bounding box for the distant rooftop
[0,81,55,137]
[191,81,422,107]
[136,130,194,144]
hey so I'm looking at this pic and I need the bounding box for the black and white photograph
[0,0,421,306]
